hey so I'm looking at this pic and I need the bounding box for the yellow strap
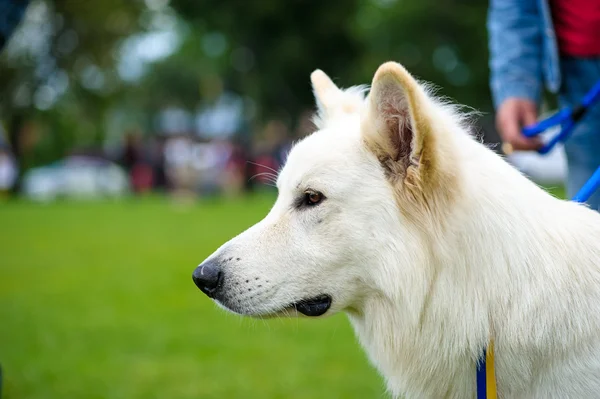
[486,340,497,399]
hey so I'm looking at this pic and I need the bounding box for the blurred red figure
[121,130,154,194]
[130,163,154,194]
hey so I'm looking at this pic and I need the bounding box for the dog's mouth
[216,293,333,318]
[290,294,332,317]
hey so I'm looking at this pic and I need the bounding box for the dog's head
[193,62,462,318]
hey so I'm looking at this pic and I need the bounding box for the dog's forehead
[278,126,363,189]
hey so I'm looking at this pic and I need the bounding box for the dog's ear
[311,69,342,118]
[363,62,442,196]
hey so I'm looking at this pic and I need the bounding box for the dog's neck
[344,184,510,398]
[347,268,484,398]
[349,292,475,398]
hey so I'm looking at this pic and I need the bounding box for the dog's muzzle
[193,259,332,317]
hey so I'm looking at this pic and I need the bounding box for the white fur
[198,63,600,398]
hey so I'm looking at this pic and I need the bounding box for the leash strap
[522,80,600,155]
[572,165,600,203]
[519,79,600,201]
[476,341,497,399]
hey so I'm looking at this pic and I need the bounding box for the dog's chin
[215,294,333,318]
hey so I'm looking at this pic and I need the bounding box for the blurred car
[22,155,129,201]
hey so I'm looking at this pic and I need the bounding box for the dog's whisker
[249,172,278,182]
[247,160,280,176]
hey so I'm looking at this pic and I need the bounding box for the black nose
[192,260,223,298]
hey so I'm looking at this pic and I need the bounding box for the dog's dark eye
[304,190,324,206]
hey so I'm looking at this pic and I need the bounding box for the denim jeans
[558,57,600,210]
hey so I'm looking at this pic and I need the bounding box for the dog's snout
[192,260,223,298]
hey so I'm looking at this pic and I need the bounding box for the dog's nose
[192,260,223,298]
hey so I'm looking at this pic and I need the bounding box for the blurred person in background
[0,146,18,197]
[221,140,246,196]
[1,0,30,198]
[119,130,154,195]
[148,136,167,192]
[164,134,196,201]
[488,0,600,209]
[250,119,290,188]
[294,109,317,140]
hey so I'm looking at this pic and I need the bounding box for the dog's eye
[304,190,324,206]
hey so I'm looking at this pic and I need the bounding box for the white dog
[193,62,600,398]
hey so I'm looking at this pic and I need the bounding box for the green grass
[0,194,384,399]
[0,183,568,399]
[544,184,566,200]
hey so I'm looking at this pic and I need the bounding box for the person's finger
[521,105,538,126]
[497,99,544,153]
[499,110,522,144]
[517,108,543,150]
[511,134,543,151]
[500,123,542,152]
[502,142,515,155]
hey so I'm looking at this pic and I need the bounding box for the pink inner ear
[381,97,413,169]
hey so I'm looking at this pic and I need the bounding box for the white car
[22,156,129,201]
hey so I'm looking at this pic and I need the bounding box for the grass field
[0,184,567,399]
[0,194,384,399]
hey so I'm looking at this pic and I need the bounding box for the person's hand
[496,97,543,153]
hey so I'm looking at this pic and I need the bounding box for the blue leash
[478,79,600,399]
[522,79,600,203]
[572,166,600,203]
[522,79,600,156]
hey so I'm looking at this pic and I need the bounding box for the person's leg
[559,57,600,209]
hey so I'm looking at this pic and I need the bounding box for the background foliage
[0,0,492,172]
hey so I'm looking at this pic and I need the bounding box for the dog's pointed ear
[311,69,342,117]
[363,62,440,192]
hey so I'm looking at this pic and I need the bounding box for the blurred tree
[1,0,494,190]
[350,0,491,111]
[0,0,145,189]
[167,0,364,126]
[166,0,491,123]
